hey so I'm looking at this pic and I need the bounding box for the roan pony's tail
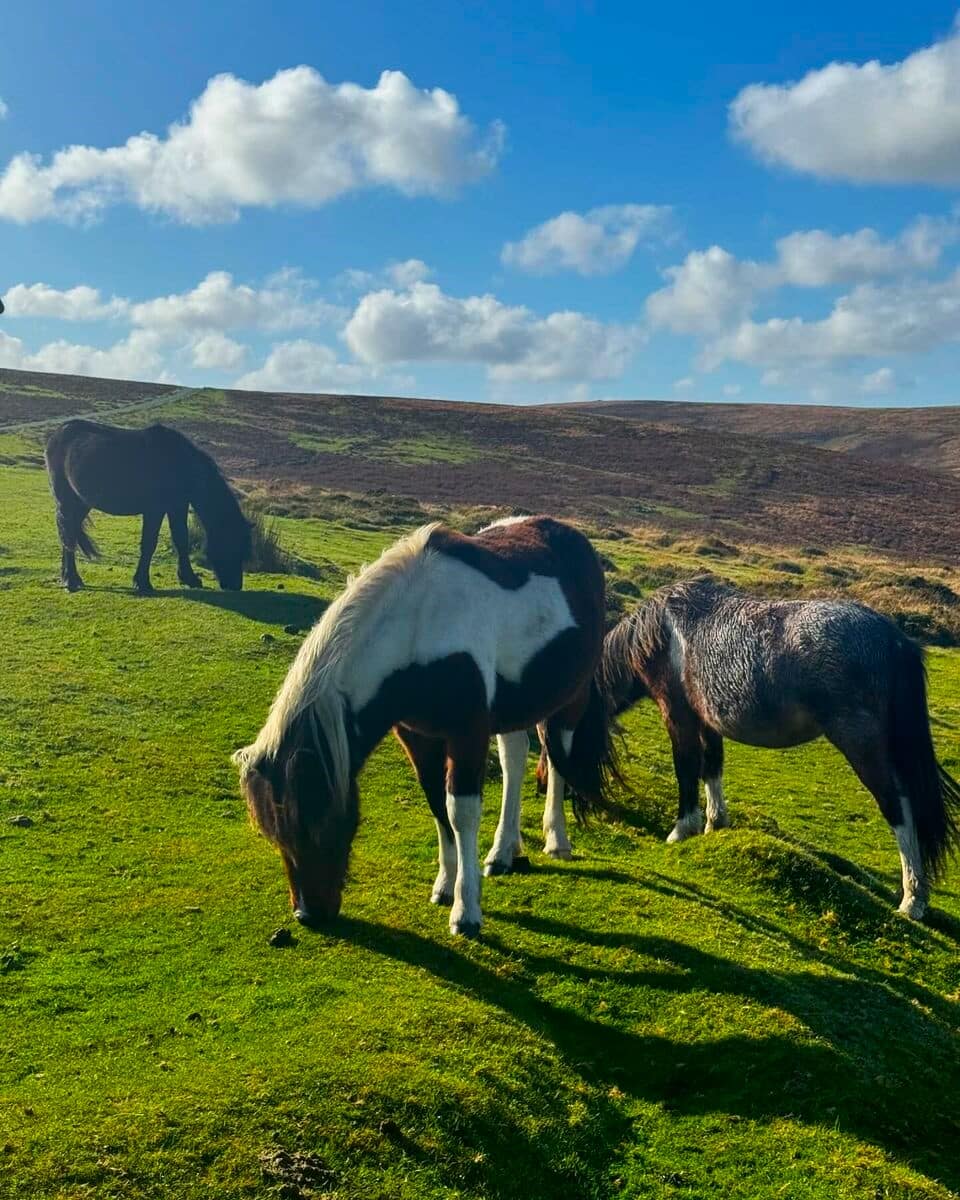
[889,635,960,880]
[542,678,622,823]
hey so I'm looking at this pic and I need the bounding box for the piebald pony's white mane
[233,522,440,806]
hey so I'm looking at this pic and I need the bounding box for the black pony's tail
[888,635,960,880]
[543,679,623,823]
[45,438,100,560]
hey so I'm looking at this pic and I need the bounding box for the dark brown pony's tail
[73,514,100,560]
[45,436,101,560]
[543,679,623,823]
[889,635,960,880]
[535,743,548,794]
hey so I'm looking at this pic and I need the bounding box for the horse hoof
[430,889,453,907]
[897,897,927,921]
[545,846,572,861]
[484,860,512,877]
[134,584,156,597]
[182,577,203,589]
[450,919,481,938]
[64,580,83,593]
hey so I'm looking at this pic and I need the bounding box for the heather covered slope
[2,368,958,563]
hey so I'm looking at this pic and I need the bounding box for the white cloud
[344,280,641,381]
[647,215,957,335]
[0,98,8,120]
[130,269,342,334]
[722,383,742,397]
[860,366,897,395]
[0,67,504,224]
[730,22,960,184]
[646,246,772,334]
[191,332,246,370]
[502,204,672,275]
[386,259,433,288]
[673,376,694,392]
[2,282,128,320]
[0,328,167,380]
[233,339,406,393]
[705,270,960,369]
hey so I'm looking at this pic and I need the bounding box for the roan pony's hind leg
[167,503,203,588]
[826,714,928,920]
[484,731,531,876]
[664,702,705,843]
[701,726,729,833]
[394,727,456,907]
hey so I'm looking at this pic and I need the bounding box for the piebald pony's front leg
[446,733,488,937]
[484,731,530,876]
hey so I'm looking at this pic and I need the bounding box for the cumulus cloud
[0,328,167,380]
[0,67,504,224]
[344,281,641,381]
[234,339,407,393]
[647,216,957,335]
[190,332,246,370]
[646,247,772,334]
[704,270,960,369]
[502,204,672,275]
[860,366,897,395]
[130,269,342,334]
[730,22,960,184]
[2,282,129,320]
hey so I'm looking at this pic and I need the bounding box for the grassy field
[2,463,960,1199]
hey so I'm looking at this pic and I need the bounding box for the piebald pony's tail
[543,678,623,822]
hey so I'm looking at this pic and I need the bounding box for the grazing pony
[45,420,251,593]
[602,577,960,920]
[234,516,618,937]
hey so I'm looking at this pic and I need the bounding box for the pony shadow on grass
[178,586,327,628]
[336,911,960,1195]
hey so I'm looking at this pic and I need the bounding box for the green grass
[291,431,481,464]
[2,464,960,1199]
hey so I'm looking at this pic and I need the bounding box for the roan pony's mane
[233,522,440,810]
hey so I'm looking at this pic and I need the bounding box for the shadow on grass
[337,912,960,1195]
[179,586,327,627]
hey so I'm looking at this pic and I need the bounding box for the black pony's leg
[663,700,704,843]
[394,726,455,907]
[133,509,164,594]
[167,505,202,587]
[701,726,728,832]
[825,714,926,919]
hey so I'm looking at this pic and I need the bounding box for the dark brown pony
[602,577,960,921]
[45,419,251,593]
[234,516,620,938]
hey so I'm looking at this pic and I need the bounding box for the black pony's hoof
[64,579,84,593]
[181,575,203,589]
[133,583,156,597]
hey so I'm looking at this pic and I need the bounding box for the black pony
[45,419,251,593]
[602,577,960,921]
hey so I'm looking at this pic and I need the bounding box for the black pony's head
[206,513,252,591]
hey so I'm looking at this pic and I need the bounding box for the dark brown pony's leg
[133,509,163,594]
[660,696,704,843]
[700,726,728,832]
[394,726,456,906]
[445,728,489,937]
[167,504,203,588]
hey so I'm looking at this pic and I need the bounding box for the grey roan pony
[45,419,251,594]
[602,577,960,920]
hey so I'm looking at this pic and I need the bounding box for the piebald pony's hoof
[430,889,453,907]
[484,860,512,877]
[544,845,572,860]
[897,896,927,921]
[450,919,481,938]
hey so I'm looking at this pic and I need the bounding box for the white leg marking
[667,809,704,843]
[485,732,528,876]
[431,817,458,906]
[447,792,483,936]
[894,794,927,920]
[704,775,729,833]
[543,730,573,860]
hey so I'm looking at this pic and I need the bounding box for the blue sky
[2,1,960,404]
